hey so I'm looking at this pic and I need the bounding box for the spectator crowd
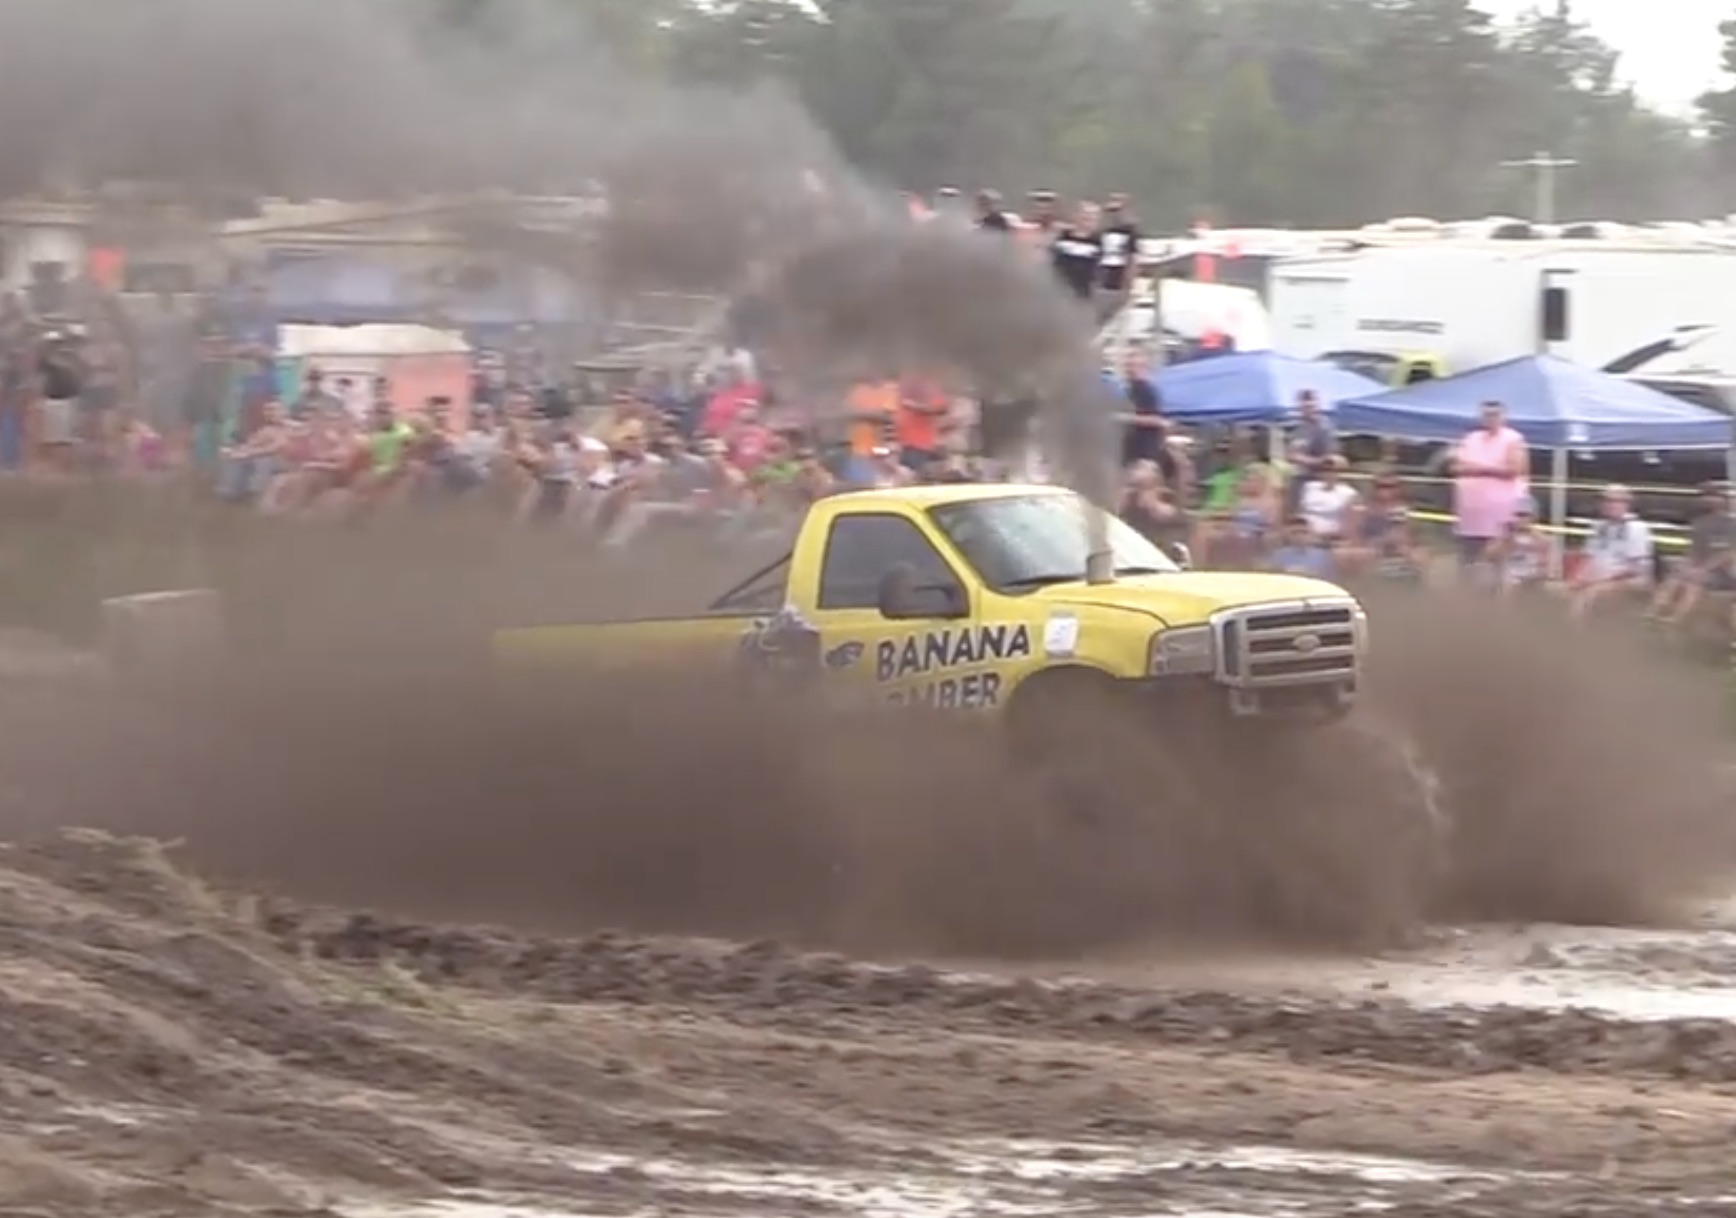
[0,183,1728,642]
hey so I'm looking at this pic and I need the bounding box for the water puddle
[341,1135,1533,1218]
[1323,915,1736,1022]
[1093,904,1736,1025]
[976,1138,1514,1185]
[1343,964,1736,1022]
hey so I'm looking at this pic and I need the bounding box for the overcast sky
[1484,0,1727,117]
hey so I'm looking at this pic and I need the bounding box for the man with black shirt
[537,375,576,423]
[1284,390,1337,513]
[1048,201,1102,303]
[975,189,1012,233]
[1097,193,1142,318]
[37,330,85,464]
[1120,353,1166,467]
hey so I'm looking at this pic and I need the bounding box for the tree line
[443,0,1736,231]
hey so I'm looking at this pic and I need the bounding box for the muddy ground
[3,571,1736,1216]
[9,830,1736,1218]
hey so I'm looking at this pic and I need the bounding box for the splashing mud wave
[0,567,1727,956]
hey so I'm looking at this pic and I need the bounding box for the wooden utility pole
[1500,151,1577,224]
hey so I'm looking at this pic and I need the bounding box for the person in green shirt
[351,401,417,510]
[748,430,803,492]
[1201,462,1243,514]
[754,454,800,487]
[366,403,414,475]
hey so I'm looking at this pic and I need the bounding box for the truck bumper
[1134,674,1358,726]
[1221,677,1357,723]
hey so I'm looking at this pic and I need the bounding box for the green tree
[437,0,1725,228]
[1699,15,1736,185]
[798,0,1086,191]
[668,0,821,86]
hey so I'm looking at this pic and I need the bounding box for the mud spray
[0,0,1728,958]
[2,537,1732,960]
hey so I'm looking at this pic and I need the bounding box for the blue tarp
[1148,351,1385,425]
[1338,354,1733,450]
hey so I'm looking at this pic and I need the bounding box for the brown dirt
[2,528,1735,1214]
[4,830,1736,1216]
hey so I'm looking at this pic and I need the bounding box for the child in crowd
[1267,515,1334,578]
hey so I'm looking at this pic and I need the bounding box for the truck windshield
[928,493,1180,591]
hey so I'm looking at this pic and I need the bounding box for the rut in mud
[8,829,1736,1217]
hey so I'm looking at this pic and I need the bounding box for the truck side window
[818,514,960,611]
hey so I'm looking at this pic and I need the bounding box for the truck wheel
[1004,668,1139,829]
[1003,669,1251,934]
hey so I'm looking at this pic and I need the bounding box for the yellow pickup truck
[495,483,1368,735]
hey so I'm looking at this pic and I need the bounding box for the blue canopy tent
[1147,350,1386,425]
[1337,354,1735,573]
[1335,354,1733,449]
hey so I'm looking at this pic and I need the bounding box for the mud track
[2,540,1736,1215]
[7,831,1736,1216]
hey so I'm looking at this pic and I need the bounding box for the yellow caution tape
[1404,509,1688,549]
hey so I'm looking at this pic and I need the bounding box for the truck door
[806,512,1002,712]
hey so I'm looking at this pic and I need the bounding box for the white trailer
[1096,278,1272,370]
[1268,240,1736,381]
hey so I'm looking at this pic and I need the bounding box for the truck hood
[1028,571,1352,628]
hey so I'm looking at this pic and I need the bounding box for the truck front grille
[1217,601,1360,686]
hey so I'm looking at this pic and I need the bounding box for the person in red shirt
[894,377,949,476]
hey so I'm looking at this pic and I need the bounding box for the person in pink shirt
[724,402,775,475]
[699,369,763,437]
[1449,400,1530,572]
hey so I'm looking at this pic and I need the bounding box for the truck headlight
[1148,625,1215,675]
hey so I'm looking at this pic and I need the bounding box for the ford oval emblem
[1293,633,1321,653]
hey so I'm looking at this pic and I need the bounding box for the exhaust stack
[1085,506,1114,585]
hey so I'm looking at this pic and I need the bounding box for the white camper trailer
[1268,240,1736,384]
[1096,278,1272,370]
